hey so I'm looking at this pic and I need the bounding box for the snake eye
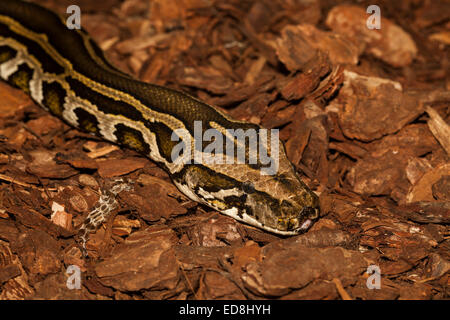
[300,207,319,220]
[242,181,255,194]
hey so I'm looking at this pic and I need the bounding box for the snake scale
[0,0,319,237]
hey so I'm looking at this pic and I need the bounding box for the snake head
[173,145,320,236]
[237,166,320,235]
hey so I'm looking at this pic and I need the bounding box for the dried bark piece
[175,244,234,270]
[0,264,21,285]
[123,183,187,222]
[33,273,98,299]
[0,219,20,243]
[95,227,180,292]
[0,126,35,150]
[369,124,439,158]
[285,124,311,168]
[380,244,429,269]
[84,143,119,159]
[188,215,243,247]
[348,150,410,196]
[197,272,246,299]
[399,202,450,224]
[278,57,329,101]
[425,106,450,156]
[228,93,275,124]
[348,122,440,197]
[398,283,433,300]
[149,0,211,32]
[83,13,120,45]
[326,5,417,67]
[5,205,73,238]
[406,157,433,185]
[295,111,329,183]
[292,24,362,65]
[245,1,274,34]
[115,34,172,55]
[82,276,114,297]
[68,193,90,214]
[26,149,78,179]
[78,174,100,189]
[231,241,262,272]
[414,0,450,28]
[429,31,450,45]
[58,152,99,170]
[424,253,450,279]
[260,101,292,129]
[281,280,338,300]
[0,82,33,120]
[407,163,450,203]
[137,173,186,198]
[119,0,149,16]
[275,25,320,72]
[329,71,423,142]
[0,240,33,299]
[241,245,366,297]
[112,215,140,237]
[96,157,148,178]
[50,202,73,230]
[26,115,63,137]
[360,216,440,253]
[176,66,234,94]
[379,259,416,276]
[39,0,121,13]
[208,74,276,107]
[432,175,450,201]
[10,229,61,279]
[244,56,267,85]
[0,241,21,285]
[349,278,399,300]
[323,195,359,224]
[329,141,368,160]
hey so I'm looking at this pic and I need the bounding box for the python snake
[0,0,319,237]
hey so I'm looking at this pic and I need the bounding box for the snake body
[0,0,319,235]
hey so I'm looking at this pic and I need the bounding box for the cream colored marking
[0,45,23,79]
[173,181,203,204]
[222,207,300,236]
[197,187,214,200]
[207,187,242,201]
[0,37,66,105]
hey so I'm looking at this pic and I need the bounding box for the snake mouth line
[226,208,316,236]
[258,220,314,236]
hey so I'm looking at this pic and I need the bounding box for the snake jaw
[299,218,313,231]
